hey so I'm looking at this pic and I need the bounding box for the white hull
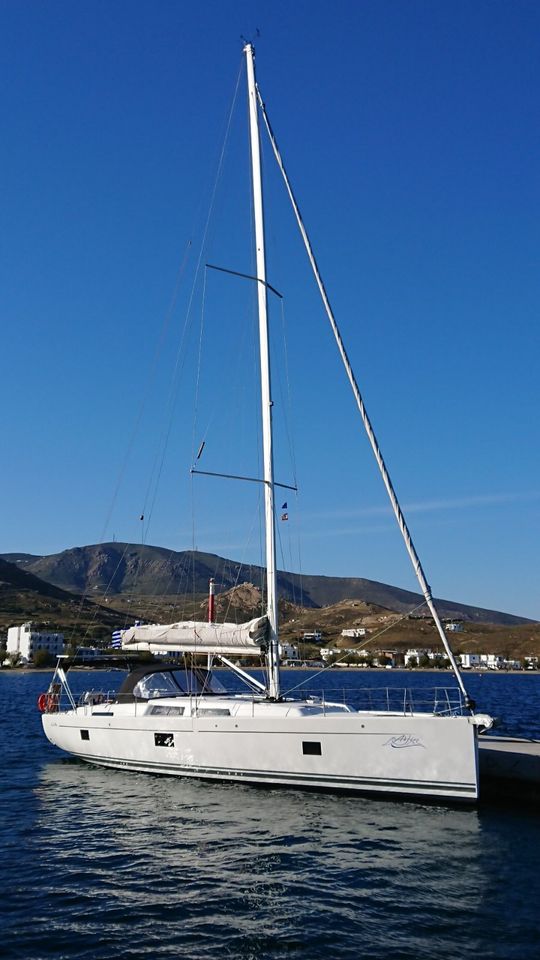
[43,697,480,802]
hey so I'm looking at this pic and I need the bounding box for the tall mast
[244,43,280,700]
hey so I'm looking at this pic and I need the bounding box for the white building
[7,622,64,662]
[459,652,518,670]
[77,647,100,659]
[279,642,299,660]
[341,628,366,639]
[480,654,506,670]
[404,648,430,665]
[459,653,482,669]
[405,648,449,666]
[321,647,370,662]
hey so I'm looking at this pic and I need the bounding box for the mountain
[1,553,43,565]
[1,543,533,626]
[0,557,120,636]
[0,557,79,602]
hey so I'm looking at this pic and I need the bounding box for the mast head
[241,27,259,54]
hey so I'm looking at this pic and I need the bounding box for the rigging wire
[255,81,470,705]
[99,235,194,550]
[191,265,208,467]
[66,57,246,650]
[67,230,191,639]
[184,56,247,599]
[66,539,137,654]
[144,58,244,560]
[283,599,429,696]
[273,296,303,605]
[187,53,245,401]
[104,56,245,597]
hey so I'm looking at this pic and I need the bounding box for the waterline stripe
[74,752,477,795]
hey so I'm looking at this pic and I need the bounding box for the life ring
[37,692,59,713]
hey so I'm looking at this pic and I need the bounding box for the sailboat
[41,44,493,802]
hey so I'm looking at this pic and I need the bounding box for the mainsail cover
[120,616,268,656]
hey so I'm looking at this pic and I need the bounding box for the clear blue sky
[2,0,539,619]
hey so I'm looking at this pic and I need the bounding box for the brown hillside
[0,558,121,642]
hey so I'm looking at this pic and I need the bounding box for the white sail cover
[120,616,268,656]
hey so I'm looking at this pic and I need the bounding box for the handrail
[283,685,465,717]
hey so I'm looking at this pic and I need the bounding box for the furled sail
[120,616,268,656]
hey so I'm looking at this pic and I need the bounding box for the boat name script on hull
[383,734,425,749]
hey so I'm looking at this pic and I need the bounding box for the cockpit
[116,663,227,702]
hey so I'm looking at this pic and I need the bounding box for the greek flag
[111,629,123,649]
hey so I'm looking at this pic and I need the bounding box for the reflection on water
[1,670,540,959]
[5,759,531,960]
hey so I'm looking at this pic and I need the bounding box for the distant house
[444,621,464,633]
[321,647,368,662]
[404,648,431,665]
[302,631,322,643]
[76,647,100,659]
[341,628,366,639]
[7,622,64,662]
[374,649,402,667]
[459,653,482,669]
[459,652,520,670]
[279,642,299,660]
[405,648,449,666]
[283,658,324,668]
[480,654,506,670]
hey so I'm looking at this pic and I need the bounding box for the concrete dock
[479,735,540,803]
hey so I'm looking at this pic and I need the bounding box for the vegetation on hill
[0,558,121,644]
[2,546,538,661]
[102,583,540,660]
[1,543,532,626]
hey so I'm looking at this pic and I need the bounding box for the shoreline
[1,665,538,676]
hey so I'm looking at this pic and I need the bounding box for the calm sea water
[1,669,539,960]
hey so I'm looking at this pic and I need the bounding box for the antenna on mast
[240,28,260,47]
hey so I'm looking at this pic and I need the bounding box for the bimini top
[116,663,228,702]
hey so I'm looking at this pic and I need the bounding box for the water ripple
[1,670,540,959]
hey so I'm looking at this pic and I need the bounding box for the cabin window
[196,708,230,717]
[80,730,90,741]
[302,741,322,756]
[149,705,184,716]
[154,733,175,747]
